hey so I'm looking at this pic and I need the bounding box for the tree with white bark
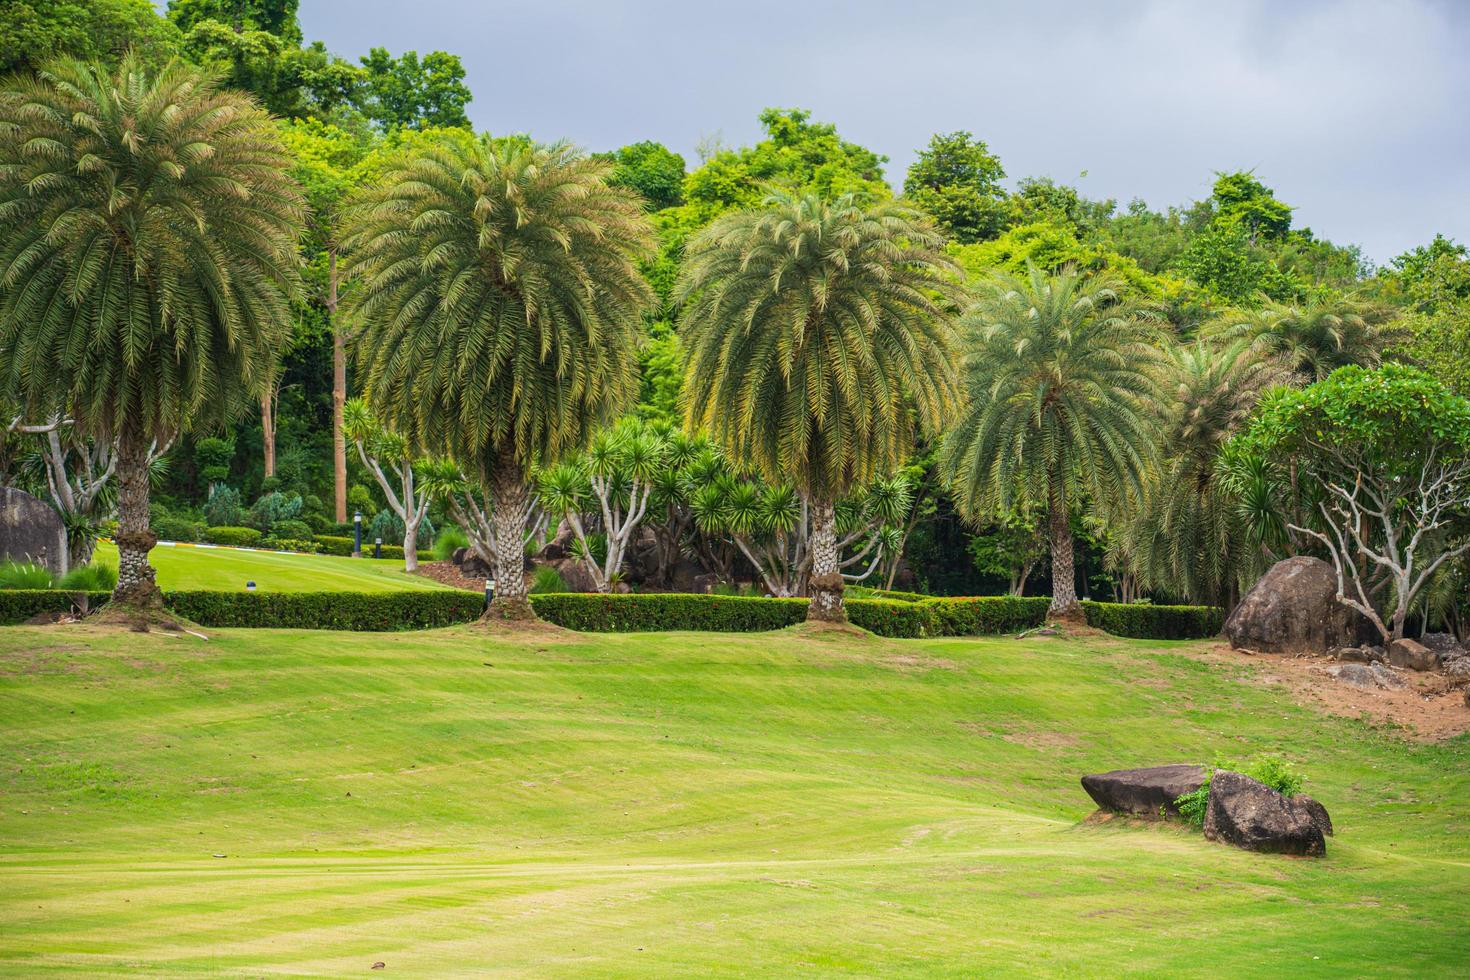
[342,399,431,572]
[418,457,548,582]
[342,135,654,619]
[1234,363,1470,642]
[0,58,303,608]
[538,421,670,593]
[678,191,962,622]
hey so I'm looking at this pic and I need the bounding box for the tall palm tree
[940,265,1163,618]
[1205,293,1396,382]
[342,135,654,619]
[678,191,963,622]
[0,57,303,607]
[1127,339,1294,607]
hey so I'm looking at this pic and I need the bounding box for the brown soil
[1187,643,1469,742]
[413,561,483,591]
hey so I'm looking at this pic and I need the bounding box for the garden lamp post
[353,511,362,558]
[485,578,495,611]
[374,537,382,560]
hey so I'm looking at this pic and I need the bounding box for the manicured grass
[0,624,1465,975]
[91,540,456,593]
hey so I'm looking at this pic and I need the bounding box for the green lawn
[0,623,1465,976]
[92,540,457,592]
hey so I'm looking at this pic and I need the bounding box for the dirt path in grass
[1187,642,1469,741]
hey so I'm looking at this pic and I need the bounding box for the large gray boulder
[1203,770,1326,857]
[1327,662,1407,690]
[0,487,67,576]
[1387,638,1440,672]
[1226,557,1375,655]
[1080,764,1206,819]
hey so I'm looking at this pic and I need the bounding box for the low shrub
[259,537,320,554]
[203,526,263,547]
[927,596,1050,635]
[0,589,109,624]
[529,565,568,594]
[433,527,470,562]
[862,588,929,603]
[57,562,118,591]
[315,535,405,559]
[269,519,315,542]
[528,592,808,632]
[1175,755,1305,828]
[845,598,937,637]
[1081,601,1223,640]
[0,560,56,590]
[165,590,484,630]
[152,515,201,543]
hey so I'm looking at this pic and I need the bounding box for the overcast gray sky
[279,0,1468,264]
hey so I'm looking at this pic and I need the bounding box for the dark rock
[666,558,706,593]
[0,487,68,576]
[1419,632,1465,657]
[461,552,492,580]
[1329,646,1371,663]
[1225,557,1376,655]
[1295,795,1333,837]
[1388,638,1440,672]
[1080,764,1206,819]
[691,573,721,595]
[451,547,468,566]
[550,557,599,593]
[536,521,577,562]
[1327,662,1406,690]
[1202,770,1326,857]
[1444,658,1470,681]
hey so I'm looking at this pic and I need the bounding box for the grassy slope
[0,624,1465,977]
[91,540,455,593]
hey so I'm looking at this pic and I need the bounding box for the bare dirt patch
[1187,643,1469,741]
[413,561,482,591]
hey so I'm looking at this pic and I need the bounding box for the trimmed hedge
[1082,600,1223,640]
[528,592,808,632]
[927,596,1051,635]
[316,535,406,560]
[204,526,262,547]
[0,590,110,624]
[165,590,484,630]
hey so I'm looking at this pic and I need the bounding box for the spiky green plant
[677,190,963,621]
[939,265,1163,617]
[0,57,304,607]
[1205,293,1396,382]
[342,135,654,618]
[1128,339,1294,606]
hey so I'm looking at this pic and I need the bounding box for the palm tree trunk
[329,248,347,524]
[806,495,846,622]
[1048,478,1081,619]
[261,391,276,479]
[113,425,161,608]
[486,445,534,620]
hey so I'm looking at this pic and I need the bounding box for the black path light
[374,537,382,559]
[353,511,363,558]
[484,578,496,611]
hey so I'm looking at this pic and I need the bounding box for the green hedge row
[1081,600,1223,640]
[2,588,1221,639]
[0,590,111,624]
[165,590,484,630]
[316,535,406,560]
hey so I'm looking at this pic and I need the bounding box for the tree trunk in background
[329,248,347,524]
[1048,477,1080,619]
[806,495,846,622]
[486,445,534,620]
[261,391,276,479]
[113,425,161,607]
[402,521,419,573]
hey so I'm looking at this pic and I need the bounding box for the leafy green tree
[1174,223,1301,303]
[967,508,1048,596]
[678,191,962,620]
[0,0,178,75]
[0,57,304,606]
[1127,340,1293,606]
[1384,234,1470,314]
[167,0,302,40]
[1233,364,1470,641]
[357,48,472,130]
[603,141,686,211]
[903,131,1007,243]
[940,266,1164,617]
[1005,177,1116,237]
[342,399,431,570]
[342,136,654,618]
[1207,171,1292,242]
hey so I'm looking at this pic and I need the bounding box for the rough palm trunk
[261,390,276,478]
[806,495,846,622]
[487,446,534,620]
[329,249,347,524]
[113,426,161,607]
[1048,478,1080,619]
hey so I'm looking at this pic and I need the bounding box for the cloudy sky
[275,1,1467,264]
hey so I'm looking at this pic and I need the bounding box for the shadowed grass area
[0,624,1465,975]
[91,540,456,593]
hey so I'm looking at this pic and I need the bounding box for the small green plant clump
[1175,755,1305,827]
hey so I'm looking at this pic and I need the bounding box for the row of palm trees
[0,59,1388,622]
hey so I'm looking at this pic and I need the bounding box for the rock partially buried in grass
[1080,764,1206,819]
[1202,770,1326,857]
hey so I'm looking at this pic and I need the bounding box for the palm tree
[678,191,963,621]
[0,57,303,607]
[1205,293,1396,382]
[940,265,1163,619]
[1127,339,1294,607]
[342,135,654,619]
